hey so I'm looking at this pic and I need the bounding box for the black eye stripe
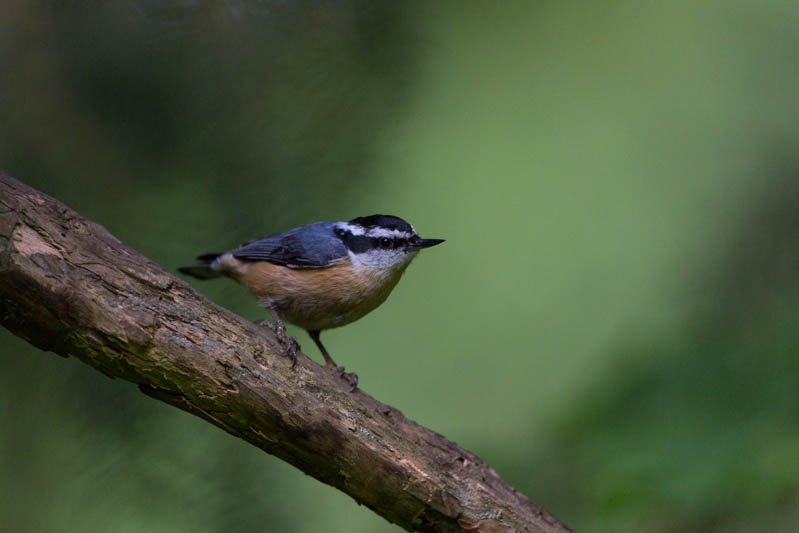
[336,228,409,253]
[375,237,403,249]
[378,237,408,249]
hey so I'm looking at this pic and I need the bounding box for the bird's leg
[308,329,338,368]
[308,330,358,391]
[254,306,299,368]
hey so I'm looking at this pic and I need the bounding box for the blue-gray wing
[230,221,348,268]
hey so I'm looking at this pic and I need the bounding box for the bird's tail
[178,253,224,280]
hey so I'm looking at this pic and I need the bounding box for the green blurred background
[2,1,799,531]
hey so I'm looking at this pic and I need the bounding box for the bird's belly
[278,293,383,331]
[233,259,405,331]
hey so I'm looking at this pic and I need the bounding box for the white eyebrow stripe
[365,228,414,239]
[337,222,416,240]
[337,222,365,235]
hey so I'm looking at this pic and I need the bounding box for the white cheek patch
[348,250,364,270]
[349,249,417,272]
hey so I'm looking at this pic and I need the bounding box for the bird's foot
[254,318,299,368]
[309,330,358,392]
[332,365,358,392]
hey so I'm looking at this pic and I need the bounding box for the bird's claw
[254,318,299,368]
[336,366,359,391]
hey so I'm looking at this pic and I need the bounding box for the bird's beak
[409,238,445,250]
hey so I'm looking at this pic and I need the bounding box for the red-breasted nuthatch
[178,214,444,389]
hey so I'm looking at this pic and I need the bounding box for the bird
[178,214,444,390]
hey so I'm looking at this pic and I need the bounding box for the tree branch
[0,173,571,533]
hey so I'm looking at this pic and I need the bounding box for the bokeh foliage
[2,1,798,532]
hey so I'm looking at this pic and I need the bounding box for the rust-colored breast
[229,256,407,331]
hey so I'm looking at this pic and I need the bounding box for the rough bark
[0,172,571,533]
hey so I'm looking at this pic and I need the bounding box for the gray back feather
[231,221,347,268]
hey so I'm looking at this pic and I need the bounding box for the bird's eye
[379,238,392,249]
